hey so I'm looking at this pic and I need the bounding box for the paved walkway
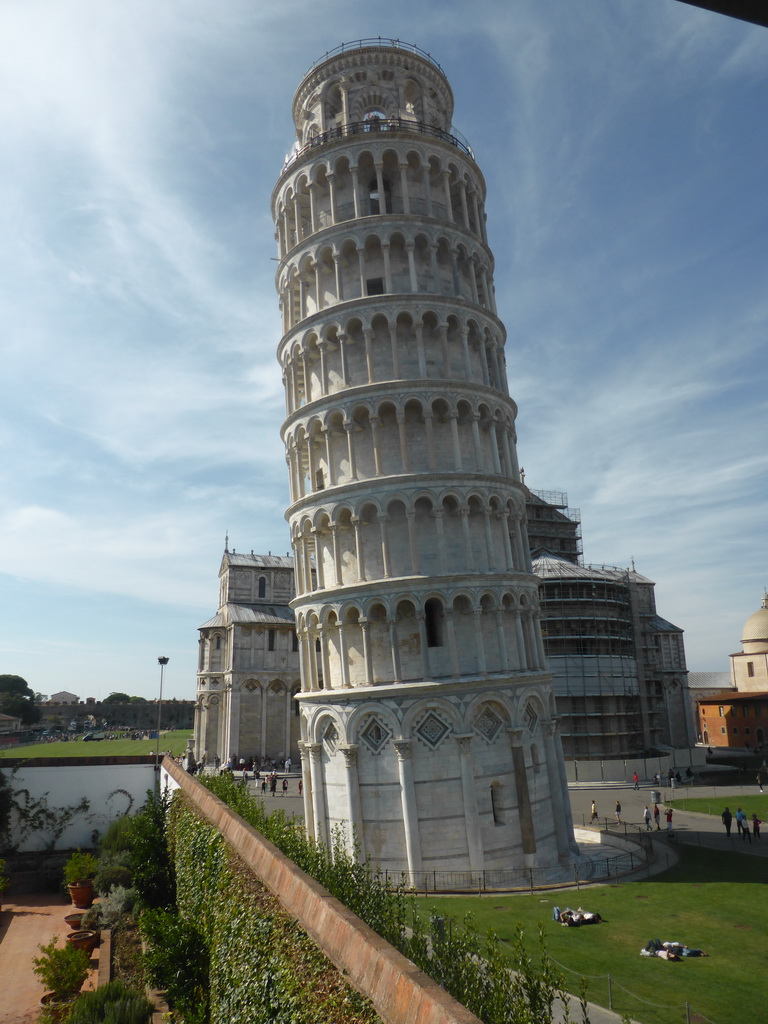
[567,781,768,859]
[0,894,99,1024]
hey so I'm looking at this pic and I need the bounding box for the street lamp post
[155,657,169,770]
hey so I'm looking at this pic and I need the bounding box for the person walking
[615,800,622,824]
[736,807,747,836]
[653,803,661,830]
[752,813,761,840]
[632,772,639,790]
[721,807,733,838]
[643,805,652,830]
[665,807,674,833]
[741,812,752,843]
[757,772,764,793]
[589,800,599,824]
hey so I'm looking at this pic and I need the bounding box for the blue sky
[1,0,765,701]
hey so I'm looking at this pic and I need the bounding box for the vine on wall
[0,766,135,852]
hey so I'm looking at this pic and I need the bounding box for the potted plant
[64,849,98,908]
[64,911,85,930]
[66,929,100,954]
[33,936,90,1021]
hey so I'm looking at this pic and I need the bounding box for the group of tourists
[721,806,761,841]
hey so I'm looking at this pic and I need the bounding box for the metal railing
[303,38,445,77]
[381,833,651,894]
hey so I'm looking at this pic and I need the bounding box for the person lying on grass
[640,939,709,959]
[554,906,602,926]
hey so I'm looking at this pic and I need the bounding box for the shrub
[94,862,133,895]
[0,857,9,896]
[82,885,136,931]
[140,908,208,1024]
[67,980,153,1024]
[33,937,90,999]
[98,815,134,857]
[126,792,175,909]
[64,850,99,886]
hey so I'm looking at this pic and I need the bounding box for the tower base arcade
[298,675,575,874]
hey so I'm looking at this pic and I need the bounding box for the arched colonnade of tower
[290,488,532,592]
[294,582,548,695]
[284,392,520,502]
[279,307,508,415]
[274,143,488,261]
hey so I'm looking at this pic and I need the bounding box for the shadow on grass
[640,845,766,883]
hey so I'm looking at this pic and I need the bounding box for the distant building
[193,551,301,764]
[695,593,768,752]
[0,712,21,735]
[523,488,691,759]
[49,690,79,703]
[39,699,194,731]
[731,592,768,692]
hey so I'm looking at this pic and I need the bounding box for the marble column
[394,739,422,877]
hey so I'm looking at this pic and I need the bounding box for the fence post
[685,1003,691,1024]
[607,974,613,1010]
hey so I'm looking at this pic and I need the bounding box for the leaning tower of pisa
[273,40,574,875]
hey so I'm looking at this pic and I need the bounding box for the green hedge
[167,796,380,1024]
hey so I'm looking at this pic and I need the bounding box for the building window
[292,631,298,652]
[747,662,755,677]
[718,706,724,716]
[215,636,221,650]
[721,726,726,734]
[366,277,384,295]
[258,576,266,598]
[268,629,275,652]
[733,727,738,735]
[425,598,444,648]
[490,783,503,826]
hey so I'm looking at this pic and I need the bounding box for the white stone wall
[3,761,156,851]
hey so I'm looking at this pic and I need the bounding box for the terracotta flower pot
[40,992,78,1023]
[64,912,85,930]
[67,880,94,909]
[67,929,100,954]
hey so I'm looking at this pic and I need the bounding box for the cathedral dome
[742,593,768,651]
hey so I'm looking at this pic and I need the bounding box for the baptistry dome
[742,592,768,653]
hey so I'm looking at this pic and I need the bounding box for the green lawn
[419,847,767,1024]
[668,794,768,821]
[0,730,192,760]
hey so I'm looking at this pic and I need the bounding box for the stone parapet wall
[160,757,482,1024]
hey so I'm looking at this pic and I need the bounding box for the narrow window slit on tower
[425,598,444,648]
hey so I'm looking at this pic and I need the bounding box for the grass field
[419,847,766,1024]
[0,730,193,760]
[668,794,768,821]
